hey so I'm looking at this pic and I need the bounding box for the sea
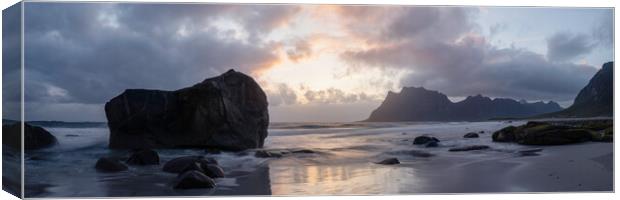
[13,120,585,197]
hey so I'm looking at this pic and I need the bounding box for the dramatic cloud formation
[546,32,596,62]
[22,3,299,120]
[11,3,613,121]
[341,7,600,103]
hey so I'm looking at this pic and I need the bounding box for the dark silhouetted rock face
[541,62,613,118]
[2,123,57,150]
[365,87,562,122]
[105,69,269,150]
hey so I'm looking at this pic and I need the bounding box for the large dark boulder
[126,149,160,165]
[492,122,594,145]
[2,123,57,150]
[492,126,517,142]
[105,69,269,150]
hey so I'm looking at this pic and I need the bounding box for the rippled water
[22,120,539,197]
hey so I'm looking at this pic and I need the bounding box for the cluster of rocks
[95,150,224,189]
[492,120,613,145]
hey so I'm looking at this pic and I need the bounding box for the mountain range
[365,61,613,122]
[364,87,563,122]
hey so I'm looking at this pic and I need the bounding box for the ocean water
[22,120,543,197]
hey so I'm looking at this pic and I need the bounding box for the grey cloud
[18,3,301,120]
[21,3,299,120]
[489,23,508,37]
[592,12,613,48]
[546,32,596,62]
[266,83,298,106]
[342,7,600,103]
[2,3,22,120]
[384,7,477,43]
[303,88,373,104]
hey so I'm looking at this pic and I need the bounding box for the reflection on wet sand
[268,161,421,195]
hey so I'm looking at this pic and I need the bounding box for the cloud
[14,4,612,122]
[19,3,302,120]
[592,12,613,48]
[304,88,375,104]
[20,3,301,120]
[2,3,22,120]
[266,83,298,106]
[546,32,596,62]
[341,7,599,102]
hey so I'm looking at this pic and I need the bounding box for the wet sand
[238,142,613,195]
[22,120,613,197]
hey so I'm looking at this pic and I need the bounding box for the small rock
[95,157,128,172]
[126,149,160,165]
[254,150,283,158]
[448,145,490,152]
[375,157,400,165]
[463,132,479,138]
[518,148,543,153]
[163,156,218,173]
[291,149,315,154]
[201,164,225,178]
[178,162,204,177]
[425,141,439,148]
[177,162,224,178]
[174,170,216,189]
[479,131,485,134]
[413,136,440,145]
[517,148,543,156]
[65,134,79,137]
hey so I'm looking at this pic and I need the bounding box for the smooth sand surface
[386,142,613,193]
[260,142,613,195]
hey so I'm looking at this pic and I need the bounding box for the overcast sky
[2,3,613,122]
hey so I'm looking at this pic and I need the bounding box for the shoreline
[19,119,614,197]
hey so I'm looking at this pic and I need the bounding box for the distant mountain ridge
[538,62,613,118]
[364,87,563,122]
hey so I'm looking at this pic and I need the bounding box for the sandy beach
[19,119,613,197]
